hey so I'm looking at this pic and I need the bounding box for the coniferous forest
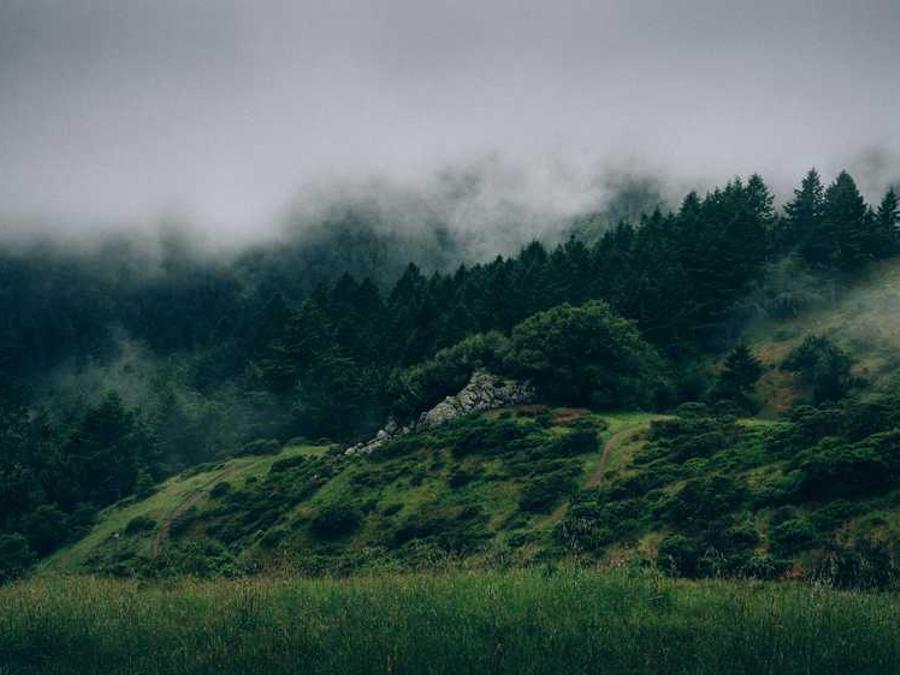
[1,168,899,581]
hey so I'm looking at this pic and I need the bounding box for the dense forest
[1,168,899,580]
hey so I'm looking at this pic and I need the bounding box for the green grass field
[3,568,900,674]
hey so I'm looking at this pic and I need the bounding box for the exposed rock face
[416,370,535,429]
[345,370,535,456]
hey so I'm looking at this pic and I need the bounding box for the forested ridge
[1,168,899,581]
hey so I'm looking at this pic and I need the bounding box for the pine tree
[720,344,764,393]
[822,171,870,272]
[746,173,776,228]
[785,168,825,263]
[713,344,764,411]
[874,188,899,257]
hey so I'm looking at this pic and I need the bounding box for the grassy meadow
[3,568,900,674]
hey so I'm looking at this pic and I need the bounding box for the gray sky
[1,0,899,242]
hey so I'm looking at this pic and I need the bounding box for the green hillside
[45,392,900,586]
[42,258,900,585]
[45,410,657,577]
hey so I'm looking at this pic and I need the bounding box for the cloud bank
[1,0,898,245]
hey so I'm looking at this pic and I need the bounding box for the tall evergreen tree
[785,168,825,262]
[874,188,899,257]
[714,343,764,409]
[822,171,870,272]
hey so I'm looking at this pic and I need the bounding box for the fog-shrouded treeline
[0,167,898,574]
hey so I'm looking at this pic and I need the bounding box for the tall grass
[2,568,899,674]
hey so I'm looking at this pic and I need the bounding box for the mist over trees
[1,167,898,574]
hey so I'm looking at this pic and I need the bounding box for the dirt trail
[150,459,264,559]
[585,426,644,488]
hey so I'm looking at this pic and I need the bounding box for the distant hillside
[748,258,900,416]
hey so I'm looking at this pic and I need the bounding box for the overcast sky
[1,0,899,242]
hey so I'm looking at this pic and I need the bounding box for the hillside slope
[749,258,900,415]
[45,409,655,577]
[47,396,900,586]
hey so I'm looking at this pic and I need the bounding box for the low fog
[1,0,899,249]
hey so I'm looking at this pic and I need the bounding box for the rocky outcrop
[345,370,535,456]
[415,370,535,429]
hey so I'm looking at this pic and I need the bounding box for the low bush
[210,481,231,498]
[769,518,817,556]
[270,456,306,473]
[551,430,597,457]
[310,505,362,541]
[124,516,157,536]
[519,471,578,513]
[657,534,705,578]
[794,431,900,500]
[239,439,282,456]
[448,468,477,489]
[451,420,537,458]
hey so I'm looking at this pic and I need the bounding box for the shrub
[310,505,362,540]
[210,481,231,498]
[124,516,157,536]
[722,524,760,550]
[657,534,704,578]
[450,420,536,458]
[769,518,817,556]
[551,430,597,457]
[655,474,746,527]
[260,528,286,549]
[239,439,282,456]
[670,430,732,462]
[393,507,489,552]
[270,456,306,473]
[810,500,865,531]
[170,506,198,537]
[796,431,900,499]
[519,471,577,513]
[674,402,711,418]
[818,538,899,589]
[23,504,70,555]
[375,436,421,460]
[449,468,476,489]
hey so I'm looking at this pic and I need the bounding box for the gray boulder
[344,370,534,456]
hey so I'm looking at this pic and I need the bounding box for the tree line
[0,167,897,574]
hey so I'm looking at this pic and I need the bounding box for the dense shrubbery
[793,431,900,500]
[125,516,157,536]
[519,471,579,513]
[310,505,362,540]
[555,392,900,587]
[393,505,490,552]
